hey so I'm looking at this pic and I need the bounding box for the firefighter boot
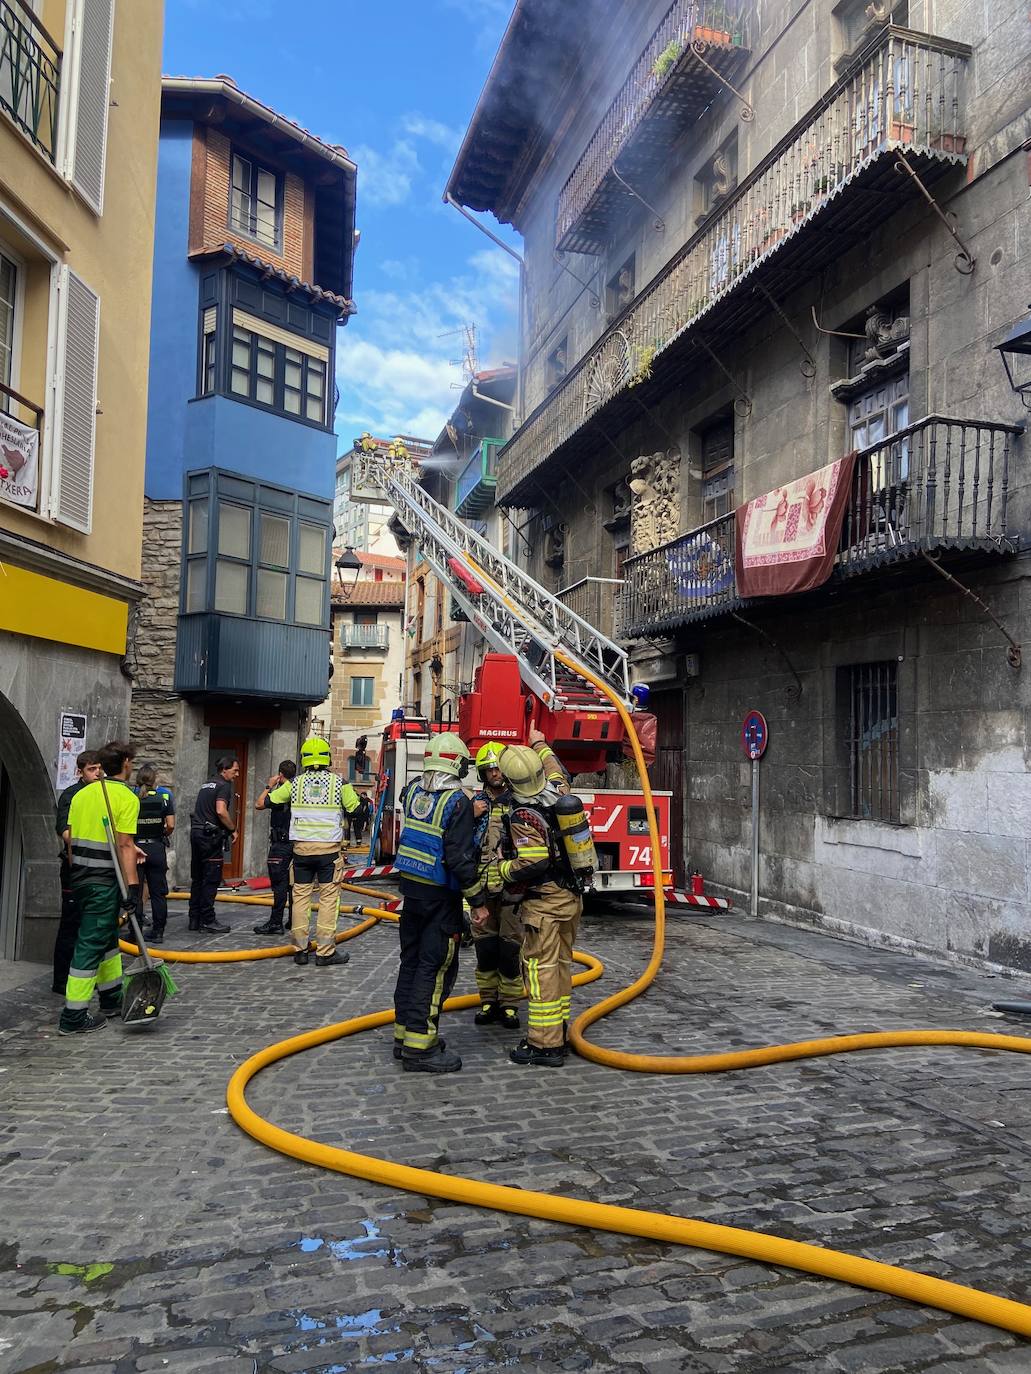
[394,1036,445,1061]
[499,1007,521,1030]
[402,1043,463,1074]
[474,1002,499,1025]
[253,917,285,936]
[509,1037,565,1068]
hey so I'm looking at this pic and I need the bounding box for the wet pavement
[3,895,1031,1373]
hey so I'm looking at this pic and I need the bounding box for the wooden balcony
[616,417,1023,639]
[500,26,971,507]
[0,0,60,161]
[556,0,750,255]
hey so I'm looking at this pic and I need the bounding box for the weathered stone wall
[129,499,183,775]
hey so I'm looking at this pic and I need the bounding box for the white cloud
[335,247,520,442]
[351,139,421,209]
[399,113,465,158]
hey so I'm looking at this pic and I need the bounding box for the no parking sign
[741,709,768,761]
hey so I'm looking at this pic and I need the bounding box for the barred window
[844,661,899,823]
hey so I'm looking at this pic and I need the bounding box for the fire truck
[351,449,674,896]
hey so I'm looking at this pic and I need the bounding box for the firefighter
[252,759,297,937]
[133,764,175,944]
[495,742,583,1067]
[59,740,141,1036]
[392,732,482,1073]
[470,728,567,1029]
[271,737,359,967]
[52,749,103,995]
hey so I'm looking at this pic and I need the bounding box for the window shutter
[52,267,100,533]
[68,0,116,213]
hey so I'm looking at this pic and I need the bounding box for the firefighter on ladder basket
[492,743,597,1067]
[471,728,568,1031]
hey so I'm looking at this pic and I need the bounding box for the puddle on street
[295,1218,405,1266]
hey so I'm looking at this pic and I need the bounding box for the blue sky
[163,0,521,447]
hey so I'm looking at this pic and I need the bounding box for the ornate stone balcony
[556,0,751,255]
[500,26,971,507]
[616,417,1023,639]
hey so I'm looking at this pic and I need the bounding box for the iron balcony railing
[616,417,1023,638]
[557,576,625,640]
[502,26,970,505]
[340,623,390,650]
[0,0,60,161]
[556,0,750,254]
[454,438,503,519]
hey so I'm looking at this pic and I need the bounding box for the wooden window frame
[228,149,283,253]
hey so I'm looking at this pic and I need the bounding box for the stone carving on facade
[629,448,681,555]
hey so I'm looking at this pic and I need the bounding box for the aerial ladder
[352,450,674,894]
[352,449,632,714]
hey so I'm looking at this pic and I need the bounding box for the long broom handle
[99,778,155,972]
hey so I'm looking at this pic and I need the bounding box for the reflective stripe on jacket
[395,783,463,889]
[287,771,358,845]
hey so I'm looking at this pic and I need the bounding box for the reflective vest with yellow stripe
[395,782,462,888]
[287,770,358,844]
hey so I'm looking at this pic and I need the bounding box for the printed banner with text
[0,410,39,511]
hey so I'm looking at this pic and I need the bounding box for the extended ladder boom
[353,453,632,711]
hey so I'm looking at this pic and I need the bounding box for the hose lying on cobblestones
[224,641,1031,1341]
[120,907,382,962]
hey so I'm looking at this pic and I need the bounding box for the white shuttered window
[65,0,116,214]
[52,267,101,533]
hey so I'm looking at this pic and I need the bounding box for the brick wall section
[128,499,183,777]
[198,128,307,279]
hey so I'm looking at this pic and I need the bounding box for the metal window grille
[846,661,899,823]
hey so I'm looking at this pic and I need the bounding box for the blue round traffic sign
[742,710,768,761]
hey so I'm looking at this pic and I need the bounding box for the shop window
[699,416,735,523]
[605,255,635,324]
[839,661,900,823]
[230,151,281,251]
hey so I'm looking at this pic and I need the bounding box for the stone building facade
[448,0,1031,968]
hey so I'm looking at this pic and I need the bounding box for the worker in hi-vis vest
[268,737,359,968]
[392,732,483,1074]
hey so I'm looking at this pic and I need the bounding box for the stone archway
[0,689,59,961]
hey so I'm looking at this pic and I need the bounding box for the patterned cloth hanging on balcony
[735,452,856,598]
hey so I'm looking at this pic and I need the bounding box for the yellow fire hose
[137,624,1031,1337]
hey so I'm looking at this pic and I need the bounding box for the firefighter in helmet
[392,732,483,1073]
[269,735,359,967]
[494,739,594,1067]
[469,740,521,1029]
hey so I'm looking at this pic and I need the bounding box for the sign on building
[0,411,39,511]
[56,712,88,791]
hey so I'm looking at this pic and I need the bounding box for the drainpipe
[471,385,515,412]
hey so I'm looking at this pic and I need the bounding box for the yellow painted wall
[0,0,164,586]
[0,562,127,654]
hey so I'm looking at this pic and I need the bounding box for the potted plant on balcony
[629,344,656,387]
[651,38,682,80]
[708,4,733,44]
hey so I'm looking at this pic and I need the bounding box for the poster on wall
[0,411,39,511]
[56,713,88,792]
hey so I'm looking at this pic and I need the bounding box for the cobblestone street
[3,901,1031,1374]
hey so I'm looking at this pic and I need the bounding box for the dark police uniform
[188,775,233,930]
[264,790,293,929]
[135,787,174,940]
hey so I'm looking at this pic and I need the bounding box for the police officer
[187,758,238,933]
[60,740,141,1036]
[53,750,103,994]
[253,759,297,937]
[269,737,359,967]
[134,764,175,944]
[471,728,568,1030]
[392,733,482,1073]
[496,742,581,1068]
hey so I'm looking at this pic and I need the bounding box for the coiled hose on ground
[134,643,1031,1338]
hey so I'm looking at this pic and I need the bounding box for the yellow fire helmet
[424,732,471,778]
[475,741,507,774]
[300,736,331,769]
[498,744,546,800]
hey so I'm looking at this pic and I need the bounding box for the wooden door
[207,733,248,878]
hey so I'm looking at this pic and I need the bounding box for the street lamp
[996,307,1031,410]
[335,546,362,587]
